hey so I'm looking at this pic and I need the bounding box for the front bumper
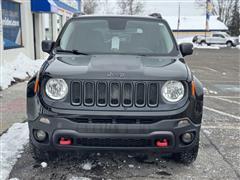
[29,115,200,152]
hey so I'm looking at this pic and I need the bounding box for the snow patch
[128,164,134,168]
[69,177,91,180]
[82,161,93,171]
[0,123,29,180]
[203,129,211,135]
[41,162,48,168]
[194,45,220,50]
[0,53,44,90]
[209,90,218,95]
[203,87,209,95]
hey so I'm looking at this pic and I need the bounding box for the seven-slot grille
[70,81,161,108]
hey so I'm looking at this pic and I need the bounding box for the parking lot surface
[8,48,240,180]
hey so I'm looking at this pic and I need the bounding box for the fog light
[35,130,47,141]
[181,132,194,144]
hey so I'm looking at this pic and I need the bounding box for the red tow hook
[59,137,72,145]
[155,139,168,147]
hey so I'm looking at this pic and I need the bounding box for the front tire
[226,41,233,47]
[200,41,207,46]
[30,138,56,161]
[173,142,199,165]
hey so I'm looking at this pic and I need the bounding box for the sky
[96,0,206,16]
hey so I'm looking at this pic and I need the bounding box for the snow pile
[0,53,44,90]
[82,161,93,171]
[0,123,29,180]
[195,45,220,50]
[41,162,48,168]
[69,177,91,180]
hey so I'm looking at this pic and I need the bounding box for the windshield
[223,33,230,37]
[59,18,176,56]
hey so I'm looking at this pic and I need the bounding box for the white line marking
[201,80,239,83]
[204,67,218,72]
[202,125,240,130]
[205,96,240,99]
[191,66,219,72]
[204,106,240,120]
[207,96,240,105]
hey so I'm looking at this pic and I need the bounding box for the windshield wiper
[56,49,89,55]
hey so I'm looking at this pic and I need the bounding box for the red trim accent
[59,137,72,145]
[155,139,168,147]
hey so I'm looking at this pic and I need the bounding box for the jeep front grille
[70,81,161,108]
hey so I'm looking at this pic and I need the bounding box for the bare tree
[103,0,110,14]
[83,0,98,14]
[195,0,235,25]
[228,0,240,35]
[118,0,144,15]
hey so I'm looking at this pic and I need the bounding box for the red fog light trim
[59,137,72,145]
[155,139,168,147]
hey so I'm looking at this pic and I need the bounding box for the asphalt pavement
[4,48,240,180]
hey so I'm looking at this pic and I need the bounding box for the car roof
[72,14,163,21]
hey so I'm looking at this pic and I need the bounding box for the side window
[213,34,225,38]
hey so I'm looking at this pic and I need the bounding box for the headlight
[45,78,68,100]
[162,81,184,103]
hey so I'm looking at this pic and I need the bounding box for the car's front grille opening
[148,83,158,107]
[110,82,120,107]
[115,118,137,124]
[76,138,152,147]
[68,117,161,124]
[135,83,146,107]
[91,119,112,124]
[71,82,81,105]
[70,80,173,108]
[84,82,94,106]
[97,82,107,106]
[123,83,133,107]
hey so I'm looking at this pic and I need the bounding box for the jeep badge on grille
[107,72,125,78]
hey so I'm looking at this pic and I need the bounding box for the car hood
[44,54,189,81]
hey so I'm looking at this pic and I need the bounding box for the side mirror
[179,43,193,57]
[42,40,55,54]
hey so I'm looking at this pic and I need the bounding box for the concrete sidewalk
[0,82,27,134]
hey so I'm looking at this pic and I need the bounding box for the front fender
[193,76,204,123]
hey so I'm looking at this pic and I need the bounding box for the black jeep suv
[27,14,203,164]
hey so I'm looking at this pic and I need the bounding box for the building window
[2,0,23,49]
[43,14,53,41]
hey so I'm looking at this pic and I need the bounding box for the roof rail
[149,13,162,19]
[72,12,85,17]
